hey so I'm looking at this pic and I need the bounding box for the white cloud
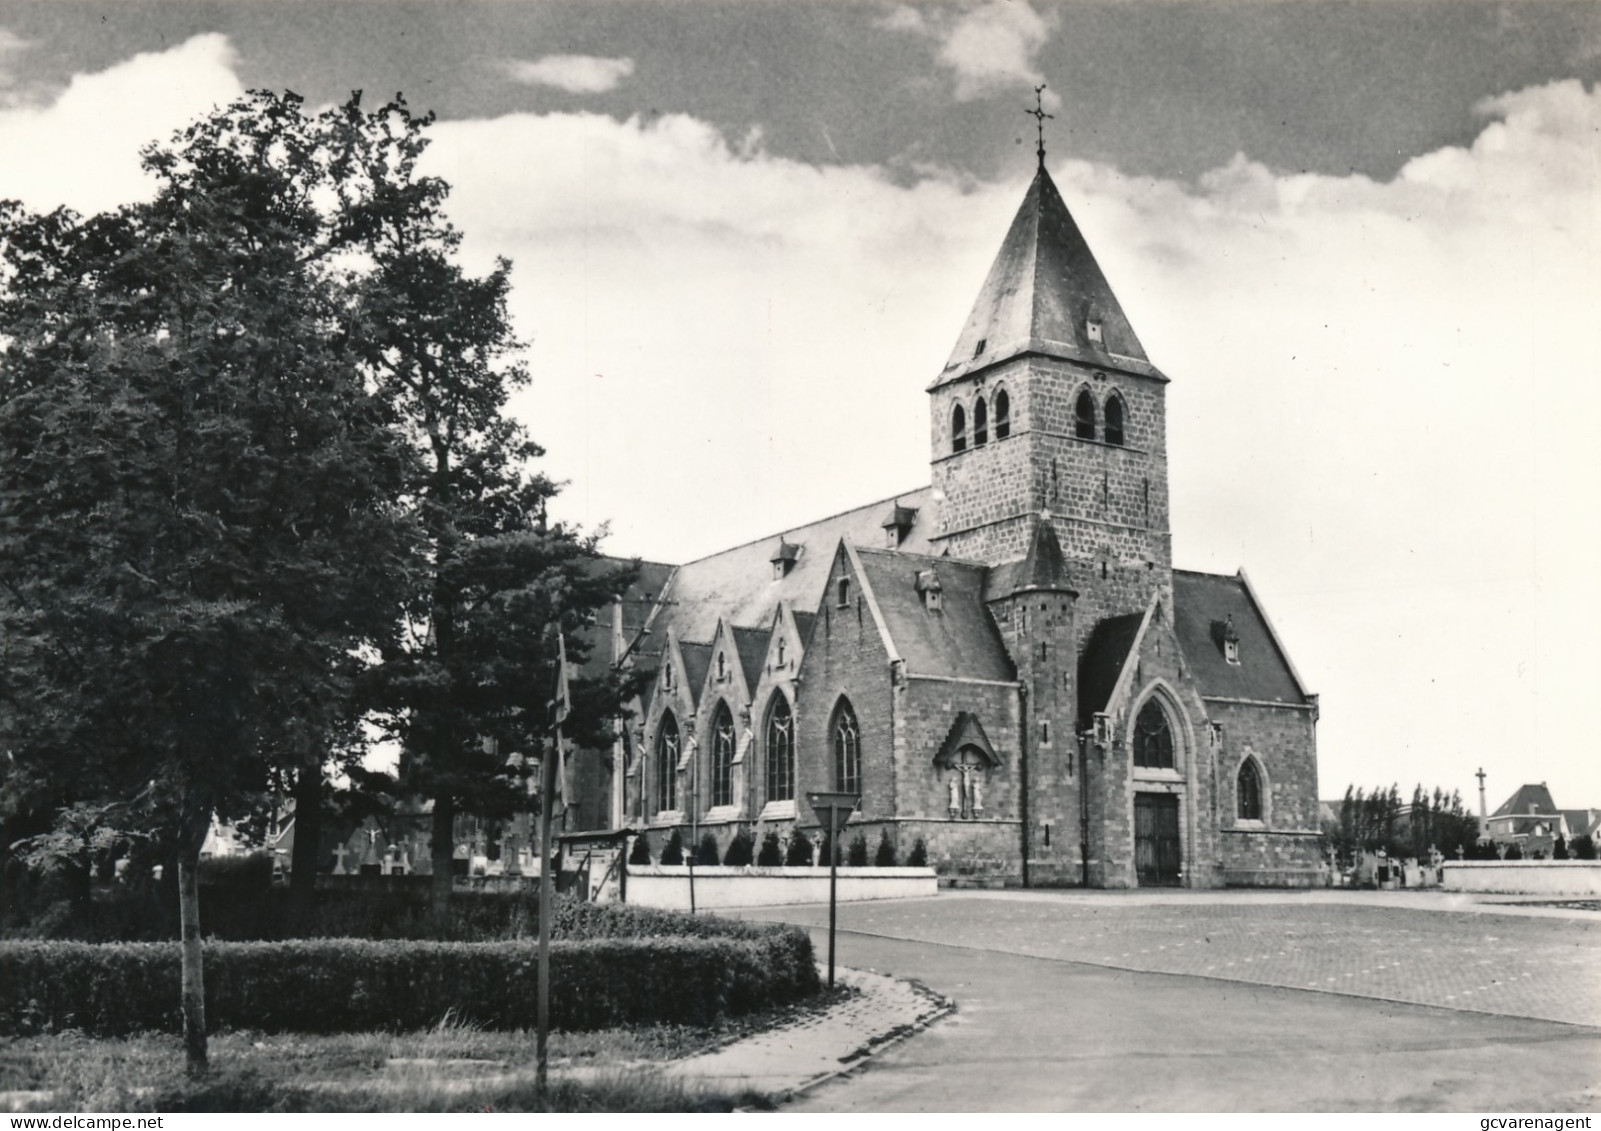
[0,33,242,214]
[500,55,635,95]
[882,0,1061,108]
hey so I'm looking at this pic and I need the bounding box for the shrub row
[2,878,783,944]
[0,929,819,1037]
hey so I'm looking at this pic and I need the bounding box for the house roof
[936,166,1162,387]
[643,486,942,645]
[852,547,1015,682]
[1172,570,1306,704]
[1492,783,1560,819]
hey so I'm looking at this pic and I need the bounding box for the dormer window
[882,502,918,548]
[770,538,801,579]
[914,568,942,612]
[1087,319,1103,344]
[1212,616,1241,665]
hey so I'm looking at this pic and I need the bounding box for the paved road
[743,892,1601,1112]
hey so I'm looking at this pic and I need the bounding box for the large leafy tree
[337,100,636,918]
[0,91,418,1070]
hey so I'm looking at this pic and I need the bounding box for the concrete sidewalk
[665,964,951,1098]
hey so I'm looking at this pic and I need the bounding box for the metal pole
[536,734,556,1095]
[827,808,839,989]
[687,738,697,914]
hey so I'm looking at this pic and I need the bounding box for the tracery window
[832,698,861,796]
[656,712,680,813]
[994,388,1010,439]
[711,702,735,808]
[1237,759,1263,821]
[1074,390,1096,440]
[1133,699,1175,770]
[765,695,795,803]
[1105,393,1126,446]
[951,403,967,453]
[974,396,988,447]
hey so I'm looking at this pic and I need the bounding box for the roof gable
[1172,570,1307,704]
[852,546,1014,682]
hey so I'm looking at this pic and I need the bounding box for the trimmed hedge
[0,929,819,1037]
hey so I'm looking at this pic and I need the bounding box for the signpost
[804,790,860,989]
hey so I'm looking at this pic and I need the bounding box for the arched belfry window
[833,698,861,795]
[974,396,988,447]
[951,403,967,453]
[765,694,795,803]
[656,712,680,813]
[994,388,1010,439]
[1105,393,1126,446]
[1133,699,1175,769]
[1237,758,1263,821]
[711,702,735,808]
[1074,390,1096,440]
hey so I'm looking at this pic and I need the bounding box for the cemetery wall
[1441,860,1601,896]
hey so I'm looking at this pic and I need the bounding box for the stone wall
[1442,861,1601,896]
[1209,699,1323,881]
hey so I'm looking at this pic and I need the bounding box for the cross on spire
[1026,83,1054,169]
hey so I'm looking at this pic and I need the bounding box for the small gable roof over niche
[937,711,999,766]
[1172,570,1306,703]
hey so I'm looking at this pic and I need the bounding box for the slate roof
[731,625,768,692]
[937,166,1163,387]
[985,518,1075,602]
[644,487,942,644]
[1561,809,1601,837]
[1172,570,1306,704]
[1491,783,1560,819]
[852,547,1014,682]
[679,641,712,701]
[1078,612,1143,722]
[567,556,674,684]
[792,610,818,648]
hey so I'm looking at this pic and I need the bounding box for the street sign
[804,791,860,988]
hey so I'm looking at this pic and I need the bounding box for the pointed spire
[936,167,1162,385]
[1018,515,1072,593]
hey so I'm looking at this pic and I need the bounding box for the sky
[1,0,1598,815]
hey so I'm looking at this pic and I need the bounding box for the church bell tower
[929,160,1173,632]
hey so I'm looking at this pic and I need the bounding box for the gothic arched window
[1237,759,1263,821]
[1133,699,1175,769]
[711,702,736,808]
[974,395,988,447]
[833,698,861,796]
[994,388,1011,439]
[951,403,967,453]
[765,694,795,803]
[656,712,680,813]
[1074,389,1096,440]
[1105,393,1126,446]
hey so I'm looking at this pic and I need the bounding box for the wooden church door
[1134,793,1181,886]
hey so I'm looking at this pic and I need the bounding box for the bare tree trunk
[431,793,455,929]
[289,762,322,912]
[176,808,209,1074]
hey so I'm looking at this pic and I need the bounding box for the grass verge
[0,984,855,1113]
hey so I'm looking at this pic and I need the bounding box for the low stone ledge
[625,865,938,910]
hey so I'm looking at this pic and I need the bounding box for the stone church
[566,162,1324,888]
